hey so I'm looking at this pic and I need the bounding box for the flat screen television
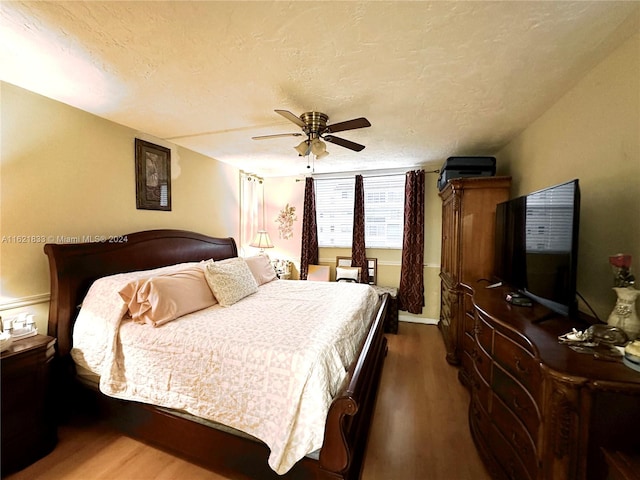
[494,179,580,317]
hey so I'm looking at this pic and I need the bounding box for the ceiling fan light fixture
[294,140,309,156]
[310,138,327,157]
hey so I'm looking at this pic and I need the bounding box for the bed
[45,229,388,480]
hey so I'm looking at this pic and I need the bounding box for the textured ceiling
[2,1,638,177]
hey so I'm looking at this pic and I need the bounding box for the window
[315,174,405,248]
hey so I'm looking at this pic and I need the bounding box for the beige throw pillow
[119,265,216,327]
[203,257,259,307]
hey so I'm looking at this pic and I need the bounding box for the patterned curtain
[351,174,369,284]
[300,177,319,280]
[398,170,425,314]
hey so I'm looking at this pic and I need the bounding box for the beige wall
[0,82,240,332]
[264,173,442,323]
[496,32,640,321]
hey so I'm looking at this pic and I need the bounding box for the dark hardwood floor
[6,323,490,480]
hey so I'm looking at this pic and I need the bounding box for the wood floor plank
[5,323,490,480]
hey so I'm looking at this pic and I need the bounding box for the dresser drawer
[475,313,493,353]
[473,341,492,385]
[492,365,540,440]
[470,394,493,445]
[489,423,534,480]
[460,349,474,386]
[463,306,475,336]
[470,362,492,411]
[462,329,475,358]
[492,394,539,476]
[493,331,542,402]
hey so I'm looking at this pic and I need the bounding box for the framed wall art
[135,138,171,211]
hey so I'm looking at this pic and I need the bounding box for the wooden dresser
[468,285,640,480]
[438,176,511,365]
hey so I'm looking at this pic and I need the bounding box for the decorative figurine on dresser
[1,332,57,474]
[438,175,511,366]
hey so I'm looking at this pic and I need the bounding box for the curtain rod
[309,167,439,180]
[240,170,263,182]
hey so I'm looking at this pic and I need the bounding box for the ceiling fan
[252,110,371,158]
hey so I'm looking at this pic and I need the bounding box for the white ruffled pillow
[203,257,258,306]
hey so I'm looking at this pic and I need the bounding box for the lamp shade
[294,140,310,156]
[310,138,325,155]
[249,230,274,251]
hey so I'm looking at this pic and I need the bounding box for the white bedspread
[71,266,379,474]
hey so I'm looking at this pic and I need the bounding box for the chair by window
[307,265,330,282]
[336,266,361,283]
[336,256,377,285]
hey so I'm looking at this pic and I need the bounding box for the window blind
[315,174,405,248]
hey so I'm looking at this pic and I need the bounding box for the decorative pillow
[244,255,278,285]
[336,266,361,283]
[119,265,217,327]
[203,257,258,307]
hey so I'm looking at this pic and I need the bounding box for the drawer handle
[470,376,480,391]
[472,403,481,420]
[513,396,528,413]
[511,432,529,456]
[472,349,482,364]
[515,357,529,374]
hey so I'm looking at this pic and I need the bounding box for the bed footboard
[320,293,389,480]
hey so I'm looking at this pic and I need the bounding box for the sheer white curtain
[239,172,263,256]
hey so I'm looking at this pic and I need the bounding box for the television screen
[494,179,580,316]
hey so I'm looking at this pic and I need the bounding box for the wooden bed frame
[45,229,388,480]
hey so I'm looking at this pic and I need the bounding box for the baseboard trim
[0,293,50,311]
[399,314,438,325]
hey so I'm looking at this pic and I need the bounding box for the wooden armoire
[438,176,511,365]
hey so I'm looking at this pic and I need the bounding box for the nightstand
[1,334,57,475]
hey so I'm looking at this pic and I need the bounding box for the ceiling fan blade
[252,133,303,140]
[324,117,371,134]
[274,109,306,128]
[323,135,366,152]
